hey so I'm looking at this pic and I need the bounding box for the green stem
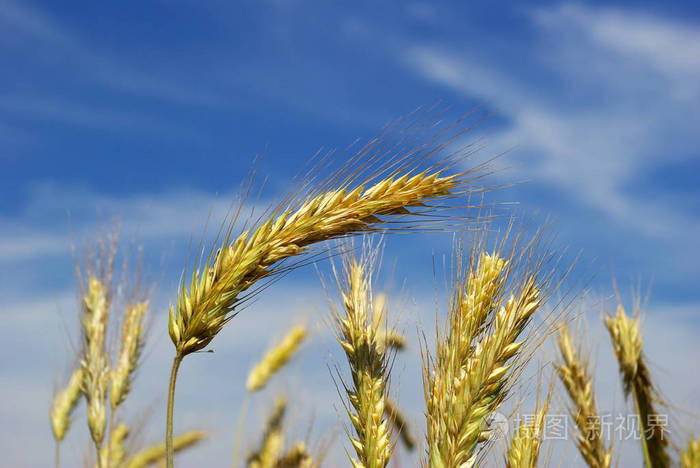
[166,353,184,468]
[55,441,60,468]
[632,385,652,468]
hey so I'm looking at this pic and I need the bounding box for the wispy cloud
[403,3,700,241]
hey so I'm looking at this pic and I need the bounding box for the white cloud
[402,3,700,241]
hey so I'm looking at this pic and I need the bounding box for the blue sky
[1,1,699,466]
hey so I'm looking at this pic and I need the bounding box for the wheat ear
[332,244,393,468]
[122,431,207,468]
[247,325,308,392]
[680,435,700,468]
[247,397,287,468]
[425,242,549,468]
[505,388,551,468]
[604,302,670,468]
[80,275,112,466]
[556,325,613,468]
[50,366,84,467]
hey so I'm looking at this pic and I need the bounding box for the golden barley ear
[556,324,613,468]
[604,300,671,468]
[423,223,562,468]
[247,325,309,393]
[330,240,394,468]
[680,435,700,468]
[122,430,207,468]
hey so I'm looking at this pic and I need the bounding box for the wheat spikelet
[122,430,207,468]
[247,326,308,392]
[331,243,393,468]
[248,397,287,468]
[111,301,148,408]
[680,435,700,468]
[50,367,84,443]
[556,325,612,468]
[96,422,129,468]
[604,302,670,468]
[384,398,416,451]
[425,236,550,468]
[505,391,551,468]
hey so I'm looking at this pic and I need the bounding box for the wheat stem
[166,352,183,468]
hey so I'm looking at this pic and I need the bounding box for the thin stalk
[166,353,183,468]
[55,442,60,468]
[632,386,653,468]
[231,393,250,467]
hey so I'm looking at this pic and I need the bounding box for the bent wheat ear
[122,430,207,468]
[165,112,490,466]
[331,243,394,468]
[604,302,670,468]
[556,325,612,468]
[247,325,308,392]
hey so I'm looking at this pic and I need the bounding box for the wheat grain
[556,324,612,468]
[604,302,670,468]
[247,326,308,392]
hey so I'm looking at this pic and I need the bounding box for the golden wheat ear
[247,325,309,393]
[424,222,565,468]
[556,324,613,468]
[604,301,671,468]
[329,240,394,468]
